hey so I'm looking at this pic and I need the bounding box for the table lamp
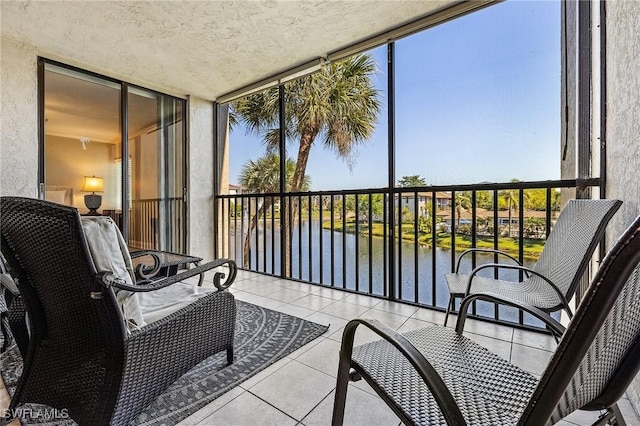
[83,176,104,215]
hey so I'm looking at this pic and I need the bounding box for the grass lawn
[328,220,544,260]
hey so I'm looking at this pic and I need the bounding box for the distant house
[399,191,452,216]
[228,184,245,195]
[228,184,247,216]
[441,208,553,236]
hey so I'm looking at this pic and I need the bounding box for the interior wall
[45,135,113,212]
[188,96,215,261]
[0,38,38,197]
[136,131,160,199]
[604,0,640,415]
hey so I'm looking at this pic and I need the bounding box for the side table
[130,250,205,286]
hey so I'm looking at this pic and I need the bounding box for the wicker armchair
[0,262,28,356]
[444,199,621,336]
[0,197,237,425]
[333,213,640,425]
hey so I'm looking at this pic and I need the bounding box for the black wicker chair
[0,197,238,425]
[333,213,640,425]
[444,199,621,336]
[0,260,28,357]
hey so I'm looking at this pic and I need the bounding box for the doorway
[40,60,187,252]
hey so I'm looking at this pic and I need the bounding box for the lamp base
[84,193,102,215]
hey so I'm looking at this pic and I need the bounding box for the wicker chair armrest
[337,318,466,425]
[454,248,523,273]
[455,292,566,338]
[464,263,570,317]
[99,259,237,292]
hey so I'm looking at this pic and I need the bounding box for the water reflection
[230,219,547,327]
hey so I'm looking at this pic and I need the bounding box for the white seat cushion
[80,216,213,332]
[137,281,216,324]
[81,216,145,331]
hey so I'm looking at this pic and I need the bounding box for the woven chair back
[523,214,640,424]
[524,199,621,309]
[0,197,126,411]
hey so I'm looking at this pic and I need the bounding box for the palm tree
[454,192,471,229]
[499,179,529,237]
[232,54,381,272]
[397,175,426,187]
[500,188,518,237]
[239,153,310,268]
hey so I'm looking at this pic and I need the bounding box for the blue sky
[229,0,560,190]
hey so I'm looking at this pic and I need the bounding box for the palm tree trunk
[283,131,316,276]
[507,198,512,238]
[242,198,272,269]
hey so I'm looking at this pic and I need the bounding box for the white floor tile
[290,294,340,311]
[196,390,297,425]
[308,286,350,300]
[249,360,336,421]
[457,317,514,342]
[305,311,349,338]
[410,307,447,324]
[341,293,382,308]
[371,300,418,317]
[239,356,294,391]
[295,337,342,377]
[396,318,436,334]
[357,308,409,330]
[263,288,309,303]
[319,300,370,320]
[512,328,557,351]
[302,387,400,426]
[510,343,553,376]
[176,387,245,426]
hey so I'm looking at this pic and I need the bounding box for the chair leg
[332,356,352,426]
[591,404,626,426]
[609,403,626,426]
[444,296,454,327]
[1,314,11,352]
[226,346,234,365]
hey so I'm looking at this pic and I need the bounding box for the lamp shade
[82,176,104,193]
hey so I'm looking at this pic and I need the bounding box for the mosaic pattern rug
[0,300,328,425]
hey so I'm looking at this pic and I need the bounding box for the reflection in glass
[127,87,185,251]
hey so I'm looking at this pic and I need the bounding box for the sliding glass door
[127,87,185,251]
[40,60,187,252]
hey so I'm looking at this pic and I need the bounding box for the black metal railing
[215,179,600,330]
[129,197,184,252]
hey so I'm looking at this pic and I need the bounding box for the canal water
[230,219,547,327]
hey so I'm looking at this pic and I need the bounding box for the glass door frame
[37,57,189,251]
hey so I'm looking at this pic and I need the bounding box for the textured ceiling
[1,0,456,101]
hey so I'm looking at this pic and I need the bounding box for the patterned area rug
[0,300,328,425]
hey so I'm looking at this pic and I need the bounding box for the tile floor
[178,270,640,426]
[2,270,639,425]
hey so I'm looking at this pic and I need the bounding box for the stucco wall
[188,96,215,261]
[605,0,640,413]
[0,38,38,197]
